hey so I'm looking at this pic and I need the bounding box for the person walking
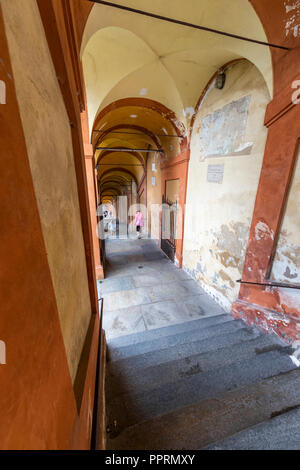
[135,210,144,239]
[108,218,116,237]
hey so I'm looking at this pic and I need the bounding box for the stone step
[108,325,265,375]
[107,349,297,435]
[107,318,250,362]
[107,313,230,349]
[107,369,300,450]
[206,405,300,450]
[107,334,291,398]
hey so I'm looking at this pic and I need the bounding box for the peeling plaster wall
[183,60,270,310]
[271,145,300,284]
[2,0,92,382]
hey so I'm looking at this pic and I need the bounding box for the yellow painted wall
[97,152,145,183]
[2,0,92,382]
[82,0,272,134]
[82,26,161,132]
[183,60,270,310]
[166,179,180,204]
[99,58,184,125]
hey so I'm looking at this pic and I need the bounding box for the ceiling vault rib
[93,130,182,139]
[98,163,144,166]
[96,147,163,152]
[90,0,290,51]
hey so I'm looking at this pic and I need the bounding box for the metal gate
[161,195,178,262]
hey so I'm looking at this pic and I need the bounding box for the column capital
[265,73,300,128]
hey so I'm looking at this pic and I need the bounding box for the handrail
[90,297,104,450]
[237,279,300,290]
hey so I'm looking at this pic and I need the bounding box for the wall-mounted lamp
[215,70,226,90]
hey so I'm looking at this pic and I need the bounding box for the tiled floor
[98,238,224,339]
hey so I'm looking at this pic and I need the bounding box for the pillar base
[232,298,299,344]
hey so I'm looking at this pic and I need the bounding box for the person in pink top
[135,210,144,239]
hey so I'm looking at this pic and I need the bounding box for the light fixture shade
[216,71,226,89]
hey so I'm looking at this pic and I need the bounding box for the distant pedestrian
[135,210,144,239]
[108,218,116,237]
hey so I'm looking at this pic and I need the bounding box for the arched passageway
[80,0,279,322]
[78,0,300,449]
[93,98,185,242]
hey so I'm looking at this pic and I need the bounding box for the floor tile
[101,238,225,338]
[177,294,224,318]
[103,306,146,339]
[98,276,135,295]
[141,300,187,330]
[103,287,151,311]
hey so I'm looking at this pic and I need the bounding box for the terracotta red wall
[2,0,299,449]
[37,0,99,313]
[0,5,77,449]
[161,150,190,267]
[72,314,101,449]
[137,174,147,206]
[81,96,104,280]
[233,1,300,342]
[37,0,102,447]
[0,0,102,449]
[71,0,94,49]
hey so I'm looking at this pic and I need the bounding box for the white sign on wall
[207,164,224,184]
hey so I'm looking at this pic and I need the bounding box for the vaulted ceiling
[81,0,273,200]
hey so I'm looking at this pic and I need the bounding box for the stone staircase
[105,313,300,450]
